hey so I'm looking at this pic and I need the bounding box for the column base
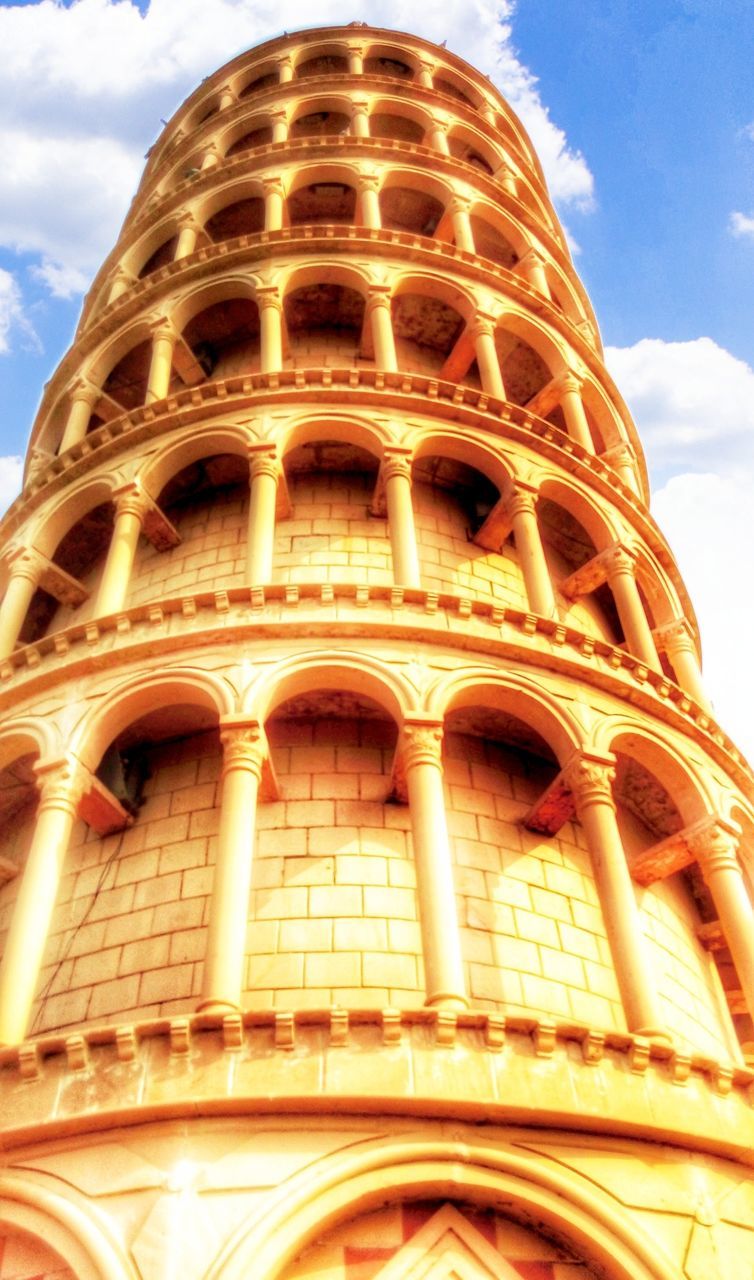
[196,999,242,1016]
[633,1026,674,1044]
[424,993,469,1011]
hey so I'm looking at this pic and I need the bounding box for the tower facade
[0,22,753,1280]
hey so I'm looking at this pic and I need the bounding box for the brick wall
[275,470,393,587]
[130,482,248,607]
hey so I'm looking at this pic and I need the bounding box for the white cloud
[0,268,38,355]
[605,337,754,474]
[0,455,23,516]
[0,0,594,298]
[730,210,754,240]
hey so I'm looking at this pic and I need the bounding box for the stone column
[0,757,89,1045]
[0,551,43,660]
[201,141,220,171]
[367,287,398,371]
[358,174,381,229]
[198,719,267,1013]
[654,619,711,711]
[146,320,176,403]
[402,718,467,1009]
[427,117,450,154]
[258,289,283,373]
[270,110,289,145]
[518,247,551,298]
[383,452,421,588]
[351,100,370,138]
[95,487,148,617]
[603,443,641,495]
[59,381,99,453]
[689,821,754,1026]
[448,197,475,253]
[603,546,661,670]
[417,61,435,89]
[175,214,201,260]
[470,317,505,399]
[507,485,556,617]
[347,46,364,75]
[263,178,286,231]
[277,55,294,83]
[246,448,280,584]
[565,752,669,1039]
[557,373,594,452]
[107,268,134,306]
[497,164,519,198]
[218,83,236,111]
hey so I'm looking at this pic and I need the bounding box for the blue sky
[0,0,752,759]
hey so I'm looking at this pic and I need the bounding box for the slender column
[270,110,289,145]
[603,545,661,670]
[448,197,475,253]
[146,320,176,403]
[470,316,505,399]
[201,141,220,171]
[358,173,381,228]
[383,452,421,588]
[347,46,364,75]
[367,287,398,371]
[402,719,467,1009]
[557,372,594,452]
[689,821,754,1026]
[218,83,236,110]
[175,214,201,260]
[565,753,669,1039]
[0,551,43,660]
[507,485,556,617]
[518,247,551,298]
[277,55,294,83]
[418,61,435,89]
[263,178,285,231]
[427,117,450,154]
[0,757,89,1045]
[654,619,711,711]
[258,289,283,372]
[198,720,267,1013]
[603,443,640,494]
[351,100,370,138]
[59,381,99,453]
[95,487,149,617]
[246,448,280,584]
[107,267,134,306]
[497,164,518,198]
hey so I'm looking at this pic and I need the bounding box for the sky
[0,0,752,760]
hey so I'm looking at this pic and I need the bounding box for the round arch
[0,719,54,771]
[207,1137,677,1280]
[409,427,514,496]
[390,270,476,322]
[428,667,584,765]
[595,717,715,824]
[84,317,154,394]
[195,175,267,228]
[169,272,262,335]
[287,90,357,124]
[139,423,257,500]
[362,41,422,78]
[71,668,234,771]
[279,259,372,302]
[377,162,454,209]
[277,412,392,462]
[292,40,353,75]
[467,196,530,262]
[494,307,567,380]
[29,472,117,560]
[0,1173,136,1280]
[243,650,415,726]
[216,110,274,158]
[537,473,619,549]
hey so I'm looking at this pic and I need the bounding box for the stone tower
[0,21,752,1280]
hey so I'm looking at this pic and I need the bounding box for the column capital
[518,246,546,270]
[5,545,46,584]
[113,483,151,523]
[219,716,268,777]
[467,311,497,341]
[552,369,584,397]
[147,312,177,341]
[358,171,381,193]
[381,449,413,484]
[176,208,202,230]
[268,107,289,126]
[563,751,617,811]
[261,173,286,197]
[428,115,449,133]
[686,817,741,877]
[448,193,472,215]
[256,285,283,313]
[276,54,294,72]
[600,542,637,579]
[504,481,538,519]
[351,98,370,116]
[248,445,280,482]
[653,617,697,655]
[34,755,91,815]
[366,283,392,309]
[401,717,444,771]
[68,376,101,407]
